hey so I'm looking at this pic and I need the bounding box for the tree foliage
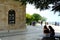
[32,13,42,22]
[26,14,34,24]
[26,13,47,24]
[14,0,60,16]
[15,0,60,12]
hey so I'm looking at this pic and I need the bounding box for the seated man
[43,25,50,37]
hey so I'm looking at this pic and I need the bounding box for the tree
[26,13,47,25]
[15,0,60,15]
[52,1,60,16]
[32,13,42,22]
[26,14,34,24]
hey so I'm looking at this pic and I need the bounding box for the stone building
[0,0,26,32]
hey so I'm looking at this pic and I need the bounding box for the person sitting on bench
[48,25,55,37]
[43,25,50,37]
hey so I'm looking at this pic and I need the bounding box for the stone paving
[0,25,60,40]
[0,25,43,40]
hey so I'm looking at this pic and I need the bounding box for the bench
[55,36,60,40]
[42,36,60,40]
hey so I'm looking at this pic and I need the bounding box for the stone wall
[0,0,26,31]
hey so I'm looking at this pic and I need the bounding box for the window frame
[8,9,15,24]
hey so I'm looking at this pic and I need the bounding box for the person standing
[41,21,43,25]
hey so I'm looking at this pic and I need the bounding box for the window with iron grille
[8,9,15,24]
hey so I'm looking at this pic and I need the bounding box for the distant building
[0,0,26,31]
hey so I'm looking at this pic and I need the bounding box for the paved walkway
[0,25,43,40]
[0,24,60,40]
[0,25,44,37]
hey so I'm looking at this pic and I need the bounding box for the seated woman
[43,25,50,37]
[48,26,55,37]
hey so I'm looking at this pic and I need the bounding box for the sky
[26,3,60,22]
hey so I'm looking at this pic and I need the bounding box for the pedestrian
[41,21,43,25]
[30,22,31,25]
[55,22,57,26]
